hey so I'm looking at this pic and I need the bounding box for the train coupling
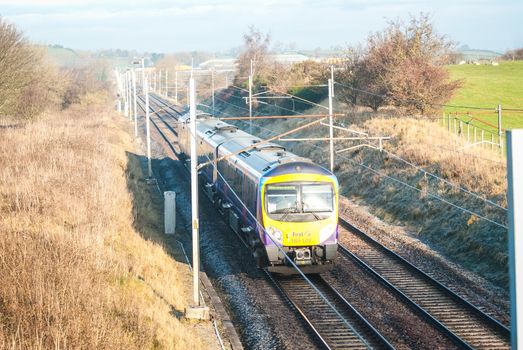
[294,247,312,265]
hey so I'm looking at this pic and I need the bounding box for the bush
[0,18,67,119]
[338,14,461,114]
[502,48,523,61]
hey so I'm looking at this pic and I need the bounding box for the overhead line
[229,111,507,228]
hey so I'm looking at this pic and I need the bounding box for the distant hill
[46,46,86,67]
[46,45,136,69]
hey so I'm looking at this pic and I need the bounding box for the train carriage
[178,114,338,274]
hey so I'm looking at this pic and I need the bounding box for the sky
[1,0,522,54]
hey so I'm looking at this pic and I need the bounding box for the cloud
[1,0,522,52]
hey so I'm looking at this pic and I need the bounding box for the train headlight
[266,226,283,243]
[319,224,335,243]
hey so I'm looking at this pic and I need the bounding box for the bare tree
[502,48,523,61]
[336,46,365,105]
[235,26,273,85]
[341,13,461,114]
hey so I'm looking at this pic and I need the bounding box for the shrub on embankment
[0,97,209,348]
[0,17,110,120]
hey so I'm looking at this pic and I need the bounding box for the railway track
[135,93,510,349]
[136,94,180,149]
[136,93,395,349]
[337,219,510,349]
[265,272,394,350]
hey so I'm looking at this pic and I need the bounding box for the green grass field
[445,61,523,131]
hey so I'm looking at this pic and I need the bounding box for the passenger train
[177,113,338,274]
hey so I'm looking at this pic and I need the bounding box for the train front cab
[259,168,338,274]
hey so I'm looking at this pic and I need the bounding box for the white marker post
[159,70,163,95]
[141,57,145,87]
[153,70,156,93]
[328,78,334,172]
[175,70,178,104]
[185,77,210,320]
[132,70,138,137]
[508,129,523,349]
[124,72,129,117]
[190,77,199,306]
[165,70,169,97]
[249,59,253,134]
[164,191,176,235]
[128,72,132,121]
[145,78,152,178]
[211,68,215,116]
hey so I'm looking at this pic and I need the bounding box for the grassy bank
[446,61,523,131]
[0,95,212,349]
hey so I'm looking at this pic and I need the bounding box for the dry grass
[0,94,211,349]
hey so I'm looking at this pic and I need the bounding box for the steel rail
[265,271,394,350]
[338,218,510,349]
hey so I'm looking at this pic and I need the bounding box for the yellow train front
[178,117,338,274]
[259,162,339,274]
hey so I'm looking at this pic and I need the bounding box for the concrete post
[141,57,145,88]
[175,70,178,104]
[124,72,129,117]
[165,70,169,97]
[249,60,253,134]
[128,71,132,121]
[145,78,152,178]
[211,68,215,117]
[132,70,138,137]
[189,77,200,306]
[184,77,209,320]
[164,191,176,234]
[328,78,334,172]
[508,129,523,349]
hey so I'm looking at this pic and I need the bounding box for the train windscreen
[301,184,333,213]
[265,183,334,222]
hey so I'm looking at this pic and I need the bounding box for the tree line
[235,14,462,115]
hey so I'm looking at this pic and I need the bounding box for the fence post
[447,114,451,132]
[467,123,470,142]
[474,126,477,144]
[498,104,503,149]
[481,129,484,148]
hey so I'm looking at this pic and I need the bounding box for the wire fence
[441,112,504,154]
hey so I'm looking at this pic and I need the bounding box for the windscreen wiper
[281,205,298,222]
[302,202,321,220]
